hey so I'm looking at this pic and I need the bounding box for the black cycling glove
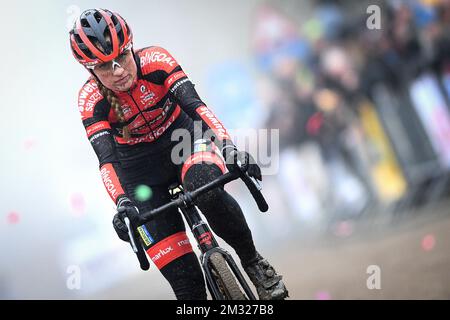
[112,197,139,242]
[221,144,262,181]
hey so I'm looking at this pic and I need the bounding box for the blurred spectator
[251,0,450,228]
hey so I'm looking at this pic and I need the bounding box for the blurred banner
[409,72,450,169]
[371,84,439,190]
[358,100,407,204]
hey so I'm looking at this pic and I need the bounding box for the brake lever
[124,215,150,271]
[235,155,262,191]
[124,217,138,252]
[248,174,262,191]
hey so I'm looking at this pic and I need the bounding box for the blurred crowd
[250,0,450,228]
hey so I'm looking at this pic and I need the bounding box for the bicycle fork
[179,205,256,300]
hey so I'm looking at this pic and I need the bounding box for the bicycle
[123,158,269,300]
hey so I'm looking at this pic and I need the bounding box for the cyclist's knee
[182,160,225,203]
[180,139,226,194]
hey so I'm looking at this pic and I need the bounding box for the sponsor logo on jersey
[151,246,174,263]
[117,106,181,145]
[146,232,193,269]
[100,164,121,201]
[122,105,132,115]
[137,225,154,246]
[140,91,156,105]
[79,82,102,113]
[86,121,110,137]
[165,71,187,88]
[196,106,230,140]
[140,51,176,68]
[129,99,172,132]
[88,130,109,143]
[169,78,189,94]
[177,239,190,247]
[135,83,157,105]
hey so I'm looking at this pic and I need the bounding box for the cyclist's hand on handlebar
[222,146,262,181]
[113,212,130,242]
[112,197,139,242]
[114,197,150,270]
[239,151,262,181]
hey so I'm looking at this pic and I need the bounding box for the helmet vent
[93,11,103,23]
[80,18,90,28]
[117,28,124,44]
[110,14,119,26]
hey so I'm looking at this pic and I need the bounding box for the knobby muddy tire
[209,252,246,300]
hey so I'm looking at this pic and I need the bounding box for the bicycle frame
[173,187,257,300]
[125,166,268,300]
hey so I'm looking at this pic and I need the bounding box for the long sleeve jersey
[77,46,232,205]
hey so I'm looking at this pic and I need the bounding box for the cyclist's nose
[112,61,125,76]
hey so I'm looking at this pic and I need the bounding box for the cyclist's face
[93,49,137,92]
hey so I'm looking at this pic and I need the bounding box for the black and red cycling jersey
[78,46,232,205]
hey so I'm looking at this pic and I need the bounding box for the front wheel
[209,252,246,300]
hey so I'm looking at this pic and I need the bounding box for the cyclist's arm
[169,72,234,150]
[140,46,235,151]
[78,82,129,206]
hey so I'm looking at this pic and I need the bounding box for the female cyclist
[69,8,288,300]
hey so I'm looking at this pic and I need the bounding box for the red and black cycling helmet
[69,8,133,68]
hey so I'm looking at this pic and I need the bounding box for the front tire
[209,252,246,300]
